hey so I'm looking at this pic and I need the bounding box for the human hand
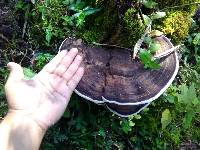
[5,48,84,130]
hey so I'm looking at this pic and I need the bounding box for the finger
[7,62,24,82]
[54,48,78,76]
[43,50,68,73]
[67,66,84,93]
[63,55,83,81]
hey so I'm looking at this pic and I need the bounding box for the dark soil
[0,3,33,67]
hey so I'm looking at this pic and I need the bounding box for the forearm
[0,113,46,150]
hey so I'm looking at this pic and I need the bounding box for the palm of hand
[5,49,84,129]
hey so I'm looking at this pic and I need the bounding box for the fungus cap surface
[59,37,179,116]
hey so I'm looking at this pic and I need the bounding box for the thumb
[7,62,24,82]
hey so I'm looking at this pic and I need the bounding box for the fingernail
[71,48,78,53]
[76,55,83,60]
[62,49,68,53]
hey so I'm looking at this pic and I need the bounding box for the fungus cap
[59,36,179,117]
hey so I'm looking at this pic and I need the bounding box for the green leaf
[38,5,46,20]
[69,0,85,11]
[75,0,85,10]
[129,120,135,127]
[62,0,74,5]
[142,0,158,9]
[161,109,172,129]
[15,1,24,10]
[193,33,200,45]
[165,95,175,104]
[120,119,132,134]
[178,84,197,104]
[98,128,106,137]
[149,42,160,53]
[63,109,71,118]
[192,98,199,106]
[62,16,74,26]
[23,68,35,80]
[134,114,142,120]
[83,7,101,16]
[183,109,195,129]
[139,49,160,69]
[68,4,77,11]
[75,12,86,27]
[151,12,166,20]
[31,0,36,4]
[45,25,53,44]
[143,15,152,26]
[143,36,152,44]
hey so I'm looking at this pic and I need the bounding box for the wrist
[7,109,49,131]
[5,110,47,133]
[0,112,46,150]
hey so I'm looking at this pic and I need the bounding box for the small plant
[23,68,36,79]
[30,0,100,45]
[33,53,54,71]
[139,36,161,69]
[183,21,200,65]
[125,0,166,69]
[0,68,8,118]
[65,0,101,28]
[164,83,200,129]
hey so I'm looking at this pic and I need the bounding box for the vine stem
[161,2,200,11]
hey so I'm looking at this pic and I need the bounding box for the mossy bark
[80,0,145,47]
[81,0,199,46]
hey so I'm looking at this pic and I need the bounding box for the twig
[22,18,28,39]
[138,7,145,25]
[161,2,200,11]
[19,49,28,65]
[22,5,30,38]
[132,24,152,59]
[0,34,9,42]
[153,44,184,59]
[92,42,132,51]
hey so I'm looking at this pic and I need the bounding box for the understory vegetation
[0,0,200,149]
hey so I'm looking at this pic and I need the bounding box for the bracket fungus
[59,35,179,117]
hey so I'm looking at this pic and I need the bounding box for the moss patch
[79,29,104,44]
[121,8,145,48]
[160,11,191,44]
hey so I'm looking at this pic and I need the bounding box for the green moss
[29,0,71,48]
[80,30,103,44]
[122,8,145,47]
[160,11,191,44]
[79,2,146,47]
